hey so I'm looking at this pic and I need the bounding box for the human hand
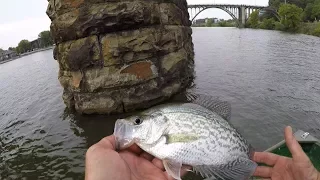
[85,135,188,180]
[253,126,320,180]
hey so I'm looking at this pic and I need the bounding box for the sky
[0,0,268,50]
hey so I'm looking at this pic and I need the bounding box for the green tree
[247,10,260,28]
[8,47,16,52]
[311,2,320,20]
[17,40,31,54]
[278,4,303,32]
[289,0,309,9]
[271,0,309,9]
[269,0,282,9]
[259,18,276,29]
[206,19,213,27]
[38,30,53,48]
[313,23,320,36]
[274,21,285,30]
[218,21,227,27]
[269,0,284,9]
[0,48,3,53]
[303,3,314,21]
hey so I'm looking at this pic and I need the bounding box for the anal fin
[163,159,182,180]
[194,157,257,180]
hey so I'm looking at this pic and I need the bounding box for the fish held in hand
[114,95,257,180]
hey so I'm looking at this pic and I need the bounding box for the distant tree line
[270,0,320,21]
[2,30,54,54]
[246,2,320,37]
[192,19,236,27]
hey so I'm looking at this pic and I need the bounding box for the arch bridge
[188,4,269,27]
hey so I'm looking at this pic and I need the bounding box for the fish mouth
[114,119,135,151]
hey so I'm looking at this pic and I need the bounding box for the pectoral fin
[163,159,182,180]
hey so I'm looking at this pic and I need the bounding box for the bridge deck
[188,4,266,8]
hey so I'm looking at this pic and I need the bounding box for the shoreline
[0,46,54,65]
[244,27,320,38]
[191,26,320,38]
[245,21,320,38]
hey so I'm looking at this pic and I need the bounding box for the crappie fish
[114,95,257,180]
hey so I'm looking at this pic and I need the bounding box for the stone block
[121,78,161,107]
[160,48,188,74]
[59,61,159,92]
[62,91,75,110]
[100,28,156,66]
[161,82,182,96]
[46,0,56,20]
[47,0,190,21]
[72,78,184,114]
[64,71,192,114]
[83,61,158,92]
[51,2,158,43]
[159,3,189,26]
[100,26,192,65]
[56,36,102,71]
[155,26,192,54]
[58,70,83,92]
[73,78,159,114]
[50,2,190,43]
[74,91,124,114]
[122,80,182,112]
[54,0,85,14]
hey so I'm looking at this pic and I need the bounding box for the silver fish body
[114,102,257,180]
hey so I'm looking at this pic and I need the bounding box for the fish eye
[134,118,143,125]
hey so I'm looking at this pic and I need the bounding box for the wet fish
[114,95,257,180]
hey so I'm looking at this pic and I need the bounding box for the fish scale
[114,99,257,180]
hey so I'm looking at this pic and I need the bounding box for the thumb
[284,126,309,161]
[96,135,117,150]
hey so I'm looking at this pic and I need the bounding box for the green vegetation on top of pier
[247,0,320,37]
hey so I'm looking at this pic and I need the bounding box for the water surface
[1,28,320,179]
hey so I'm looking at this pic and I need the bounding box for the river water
[1,28,320,179]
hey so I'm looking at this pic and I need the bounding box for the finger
[168,176,175,180]
[127,144,143,155]
[253,152,280,166]
[152,158,165,171]
[253,166,273,178]
[284,126,309,160]
[96,135,116,150]
[140,152,154,161]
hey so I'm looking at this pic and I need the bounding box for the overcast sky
[0,0,268,49]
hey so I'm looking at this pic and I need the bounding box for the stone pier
[46,0,194,114]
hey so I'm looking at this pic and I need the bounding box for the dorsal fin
[171,92,232,121]
[185,93,231,121]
